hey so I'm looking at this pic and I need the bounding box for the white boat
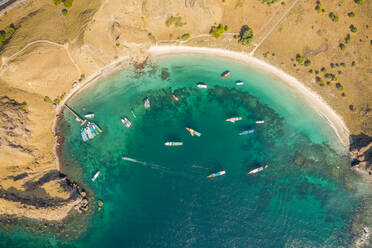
[236,81,244,86]
[256,120,264,124]
[248,165,268,175]
[197,83,207,89]
[226,117,242,123]
[164,142,183,146]
[186,127,201,137]
[131,109,136,118]
[121,117,131,128]
[92,171,100,181]
[84,113,95,119]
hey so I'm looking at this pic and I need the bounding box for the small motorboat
[172,94,179,101]
[235,81,244,86]
[221,71,231,79]
[121,117,131,128]
[92,171,100,181]
[239,129,254,135]
[207,170,226,178]
[84,113,95,119]
[186,127,201,137]
[248,165,268,175]
[197,83,207,89]
[164,142,183,146]
[256,120,264,124]
[226,117,242,123]
[144,97,150,109]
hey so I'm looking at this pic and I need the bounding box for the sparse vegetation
[62,9,68,16]
[345,34,352,44]
[260,0,280,6]
[148,33,156,42]
[304,60,311,66]
[339,43,346,50]
[350,24,357,33]
[178,33,190,40]
[295,54,305,64]
[328,12,339,22]
[354,0,365,5]
[335,83,343,91]
[165,16,186,27]
[53,0,74,9]
[348,12,355,18]
[0,24,15,47]
[210,24,228,39]
[235,25,254,45]
[44,96,52,103]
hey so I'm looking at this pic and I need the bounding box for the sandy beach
[149,45,350,147]
[53,56,131,171]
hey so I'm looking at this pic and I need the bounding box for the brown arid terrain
[0,0,371,240]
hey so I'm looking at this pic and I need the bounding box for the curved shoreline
[149,45,350,147]
[53,46,350,173]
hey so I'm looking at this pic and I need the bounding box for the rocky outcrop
[350,133,372,176]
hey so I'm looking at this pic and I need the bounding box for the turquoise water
[0,55,367,247]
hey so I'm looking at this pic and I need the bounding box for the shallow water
[0,54,369,247]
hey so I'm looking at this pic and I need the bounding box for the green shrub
[63,0,73,8]
[335,83,343,91]
[304,60,311,66]
[321,67,327,73]
[348,12,355,18]
[210,24,227,39]
[328,12,339,22]
[19,105,27,111]
[148,33,156,42]
[62,9,68,16]
[295,54,304,63]
[330,63,335,68]
[340,62,346,67]
[165,16,185,27]
[260,0,280,5]
[44,96,52,102]
[236,25,254,45]
[178,33,190,40]
[53,0,61,5]
[350,24,357,33]
[351,61,356,66]
[339,43,346,50]
[345,34,352,44]
[354,0,365,5]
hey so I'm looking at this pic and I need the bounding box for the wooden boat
[221,71,231,79]
[226,117,242,123]
[186,127,201,137]
[172,94,179,101]
[248,165,268,175]
[207,171,226,178]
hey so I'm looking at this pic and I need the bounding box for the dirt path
[250,0,302,56]
[0,39,81,77]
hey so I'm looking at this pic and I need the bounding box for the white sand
[149,45,350,147]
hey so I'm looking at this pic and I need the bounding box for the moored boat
[186,127,201,137]
[239,129,254,135]
[84,113,95,119]
[226,117,242,123]
[207,170,226,178]
[172,94,179,101]
[248,165,268,174]
[256,120,264,124]
[235,81,244,86]
[92,171,100,181]
[164,142,183,146]
[121,117,131,128]
[81,128,88,142]
[221,71,231,79]
[144,97,150,109]
[197,83,207,89]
